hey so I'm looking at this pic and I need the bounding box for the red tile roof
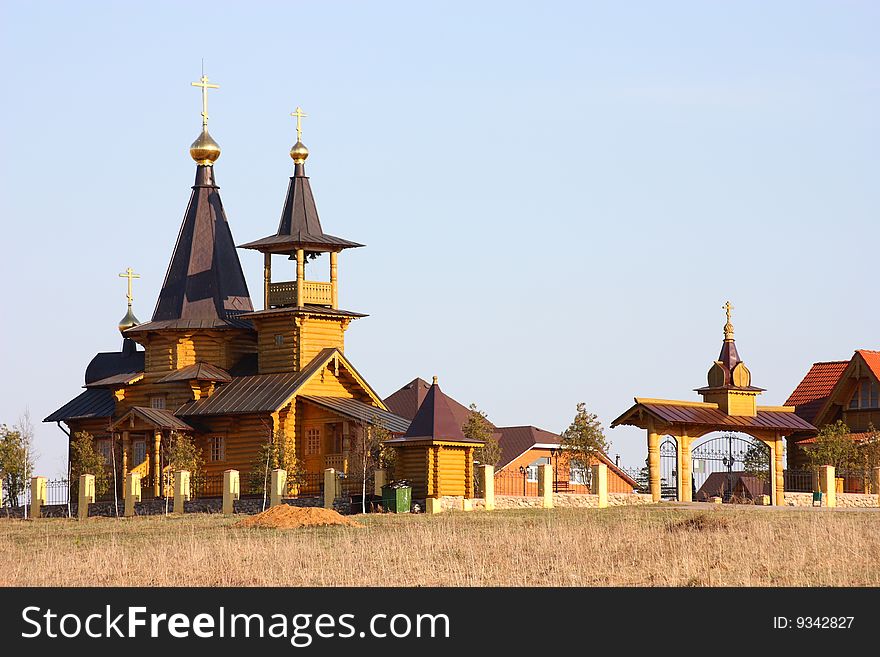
[857,350,880,382]
[796,431,873,445]
[784,360,849,425]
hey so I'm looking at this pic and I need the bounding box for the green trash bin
[381,480,412,513]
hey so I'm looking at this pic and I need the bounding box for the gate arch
[660,437,678,500]
[691,433,770,502]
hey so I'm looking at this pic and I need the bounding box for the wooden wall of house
[255,316,298,374]
[67,418,113,441]
[298,317,346,368]
[842,409,880,433]
[435,446,468,497]
[393,445,429,499]
[297,362,373,402]
[195,414,275,480]
[140,329,256,374]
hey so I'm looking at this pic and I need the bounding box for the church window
[210,436,225,462]
[305,428,321,456]
[150,395,166,410]
[274,334,284,347]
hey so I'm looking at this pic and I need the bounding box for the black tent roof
[136,165,253,332]
[239,162,363,254]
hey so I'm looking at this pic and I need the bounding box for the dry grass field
[2,505,879,587]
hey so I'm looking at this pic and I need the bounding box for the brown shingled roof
[386,380,482,444]
[612,399,816,433]
[156,362,232,384]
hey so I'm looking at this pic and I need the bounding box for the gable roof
[44,388,115,423]
[387,379,482,443]
[796,349,880,429]
[85,371,144,389]
[177,348,385,417]
[785,360,849,424]
[110,407,193,432]
[238,162,363,254]
[146,165,253,330]
[858,349,880,381]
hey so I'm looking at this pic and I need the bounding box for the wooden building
[384,378,483,500]
[784,349,880,469]
[44,84,408,497]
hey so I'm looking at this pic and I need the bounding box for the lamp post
[518,465,527,496]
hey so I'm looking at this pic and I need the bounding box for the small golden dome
[190,127,221,165]
[118,306,140,333]
[290,140,309,164]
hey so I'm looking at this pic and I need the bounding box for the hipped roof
[387,380,482,444]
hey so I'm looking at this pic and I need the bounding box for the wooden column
[153,430,161,498]
[263,253,272,309]
[296,248,304,308]
[774,436,785,506]
[675,436,683,502]
[647,430,660,503]
[680,433,692,502]
[464,447,474,499]
[330,251,338,309]
[121,431,130,477]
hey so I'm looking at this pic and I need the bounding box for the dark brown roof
[241,305,367,320]
[44,389,115,423]
[85,371,144,388]
[177,370,305,416]
[84,340,145,384]
[785,360,849,425]
[388,380,482,443]
[695,472,769,500]
[177,347,382,417]
[111,407,193,431]
[383,377,484,430]
[148,165,253,330]
[239,162,363,254]
[300,396,411,434]
[611,399,816,433]
[157,362,232,384]
[126,317,254,333]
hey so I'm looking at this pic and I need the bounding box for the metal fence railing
[784,469,814,493]
[45,478,71,505]
[494,469,538,496]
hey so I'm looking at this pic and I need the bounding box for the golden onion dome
[290,140,309,164]
[190,127,221,165]
[118,306,140,333]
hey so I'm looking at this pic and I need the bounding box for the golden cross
[291,106,307,142]
[191,74,220,128]
[723,300,734,324]
[119,267,140,305]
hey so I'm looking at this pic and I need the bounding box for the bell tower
[239,108,365,374]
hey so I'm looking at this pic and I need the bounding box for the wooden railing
[268,280,333,307]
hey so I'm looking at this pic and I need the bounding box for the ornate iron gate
[660,437,678,500]
[691,434,770,502]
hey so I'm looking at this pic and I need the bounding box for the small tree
[560,402,609,488]
[70,431,110,497]
[852,423,880,492]
[464,403,499,465]
[248,429,303,497]
[806,420,858,471]
[350,417,391,514]
[0,422,35,507]
[165,432,206,493]
[743,438,770,482]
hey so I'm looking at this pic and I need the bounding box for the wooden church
[44,78,408,498]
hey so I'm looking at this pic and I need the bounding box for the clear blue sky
[1,1,877,476]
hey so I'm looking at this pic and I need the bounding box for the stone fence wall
[435,492,653,511]
[785,492,879,508]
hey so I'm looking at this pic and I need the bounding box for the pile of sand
[234,505,361,529]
